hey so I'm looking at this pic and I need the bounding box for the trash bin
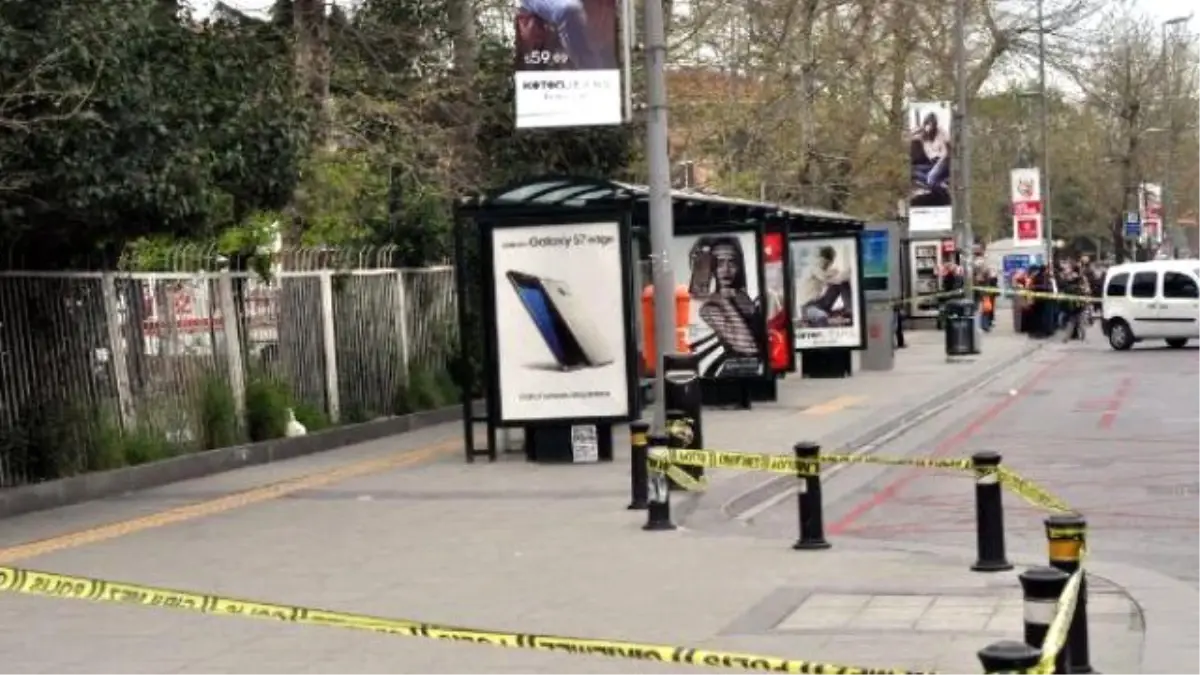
[943,299,976,356]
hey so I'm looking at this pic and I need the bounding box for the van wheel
[1108,320,1134,351]
[1166,338,1189,349]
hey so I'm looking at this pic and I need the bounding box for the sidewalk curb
[0,402,477,519]
[865,539,1195,674]
[718,339,1048,520]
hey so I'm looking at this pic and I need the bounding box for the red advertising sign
[1015,218,1040,241]
[763,232,789,373]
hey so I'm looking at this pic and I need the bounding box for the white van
[1101,259,1200,350]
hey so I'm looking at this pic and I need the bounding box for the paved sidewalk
[0,312,1076,674]
[690,311,1042,515]
[0,446,1141,674]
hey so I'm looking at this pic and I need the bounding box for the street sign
[1124,212,1142,238]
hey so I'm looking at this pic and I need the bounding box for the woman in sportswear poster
[673,232,765,378]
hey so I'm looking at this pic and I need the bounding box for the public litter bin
[641,285,691,376]
[943,299,977,356]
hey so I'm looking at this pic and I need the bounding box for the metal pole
[1037,0,1051,264]
[1160,22,1171,254]
[954,0,974,297]
[643,0,676,435]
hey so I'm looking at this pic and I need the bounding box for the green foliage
[244,373,292,442]
[0,0,307,265]
[292,402,331,432]
[298,152,383,247]
[198,373,242,450]
[393,365,459,415]
[118,426,180,466]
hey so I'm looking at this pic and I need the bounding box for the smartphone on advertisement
[507,271,614,370]
[689,245,714,297]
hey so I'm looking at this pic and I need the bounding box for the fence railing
[0,263,457,488]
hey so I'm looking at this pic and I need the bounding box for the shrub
[292,402,330,432]
[244,373,291,442]
[198,373,241,450]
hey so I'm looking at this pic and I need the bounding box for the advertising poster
[1011,168,1043,244]
[792,236,863,350]
[906,101,953,233]
[861,229,890,293]
[514,0,621,128]
[1140,183,1162,243]
[669,229,766,378]
[491,222,629,422]
[763,231,790,373]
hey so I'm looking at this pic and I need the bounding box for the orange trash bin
[641,284,691,375]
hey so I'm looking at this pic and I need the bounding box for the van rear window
[1105,273,1129,297]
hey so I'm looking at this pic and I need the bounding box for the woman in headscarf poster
[675,232,765,378]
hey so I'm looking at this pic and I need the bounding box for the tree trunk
[447,0,480,192]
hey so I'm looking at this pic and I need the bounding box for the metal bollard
[970,451,1012,572]
[1046,513,1093,673]
[1019,566,1072,674]
[792,442,831,550]
[978,640,1043,674]
[665,409,693,491]
[627,421,650,510]
[643,436,676,531]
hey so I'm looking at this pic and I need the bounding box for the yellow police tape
[0,565,927,675]
[654,448,973,479]
[648,448,1073,516]
[1034,561,1084,675]
[869,285,1095,309]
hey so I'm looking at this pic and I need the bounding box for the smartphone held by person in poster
[679,233,765,378]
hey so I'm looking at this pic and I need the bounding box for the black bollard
[643,436,676,531]
[792,442,831,550]
[970,451,1013,572]
[1046,513,1093,673]
[978,640,1043,674]
[627,421,650,510]
[1019,566,1072,674]
[663,356,705,488]
[665,409,693,491]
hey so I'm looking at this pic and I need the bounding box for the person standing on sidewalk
[1059,263,1089,342]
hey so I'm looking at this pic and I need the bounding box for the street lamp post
[1036,0,1051,266]
[1161,15,1191,258]
[954,0,974,297]
[643,0,677,434]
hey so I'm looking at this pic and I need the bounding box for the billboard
[669,228,767,378]
[491,221,630,422]
[1011,168,1043,244]
[763,231,790,373]
[514,0,622,128]
[1140,183,1162,243]
[906,101,953,233]
[792,235,864,350]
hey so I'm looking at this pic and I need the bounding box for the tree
[0,0,308,265]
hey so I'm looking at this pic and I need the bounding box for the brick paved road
[737,339,1199,673]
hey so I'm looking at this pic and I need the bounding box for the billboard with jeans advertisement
[792,235,864,350]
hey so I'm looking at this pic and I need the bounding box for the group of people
[1010,256,1105,342]
[891,255,1104,348]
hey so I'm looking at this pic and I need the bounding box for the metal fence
[0,253,458,488]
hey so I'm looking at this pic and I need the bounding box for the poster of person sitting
[791,236,863,350]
